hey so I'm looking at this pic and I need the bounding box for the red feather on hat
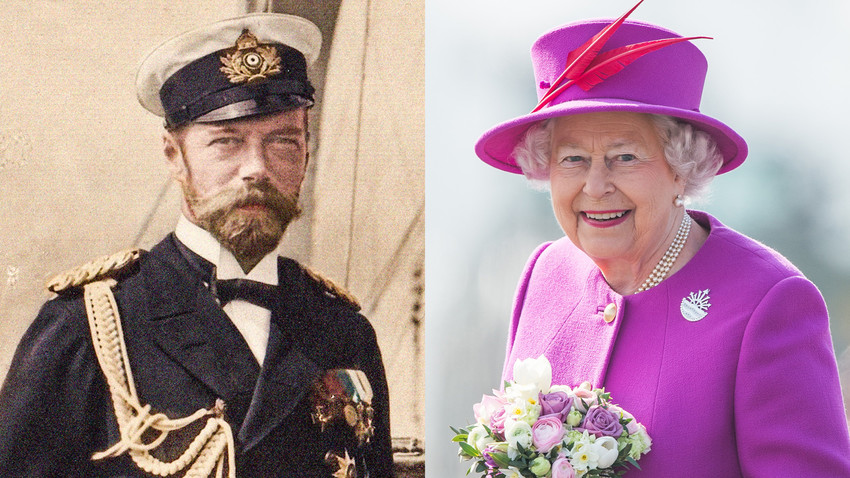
[536,0,644,110]
[532,0,710,113]
[574,36,711,91]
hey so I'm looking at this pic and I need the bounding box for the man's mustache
[193,181,299,222]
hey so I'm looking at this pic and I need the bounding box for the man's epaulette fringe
[303,267,361,311]
[46,248,144,293]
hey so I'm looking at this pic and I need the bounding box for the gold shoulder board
[303,267,361,311]
[46,248,144,293]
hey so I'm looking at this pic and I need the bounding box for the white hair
[512,114,724,201]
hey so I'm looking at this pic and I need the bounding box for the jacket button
[603,303,617,323]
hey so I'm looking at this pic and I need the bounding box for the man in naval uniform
[0,14,393,478]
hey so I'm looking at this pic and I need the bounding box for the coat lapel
[238,257,323,452]
[238,321,321,451]
[141,236,260,404]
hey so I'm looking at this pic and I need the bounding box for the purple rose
[489,407,507,439]
[539,391,573,422]
[609,405,639,435]
[532,415,564,453]
[578,405,623,438]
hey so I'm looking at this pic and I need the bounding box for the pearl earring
[674,194,684,207]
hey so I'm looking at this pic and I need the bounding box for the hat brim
[193,95,313,124]
[475,98,747,176]
[136,13,321,118]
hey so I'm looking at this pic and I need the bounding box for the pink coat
[503,211,850,476]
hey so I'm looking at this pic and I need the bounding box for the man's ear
[163,130,187,182]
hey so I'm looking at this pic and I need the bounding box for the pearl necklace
[635,212,691,293]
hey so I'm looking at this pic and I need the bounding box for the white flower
[624,424,652,459]
[550,384,575,395]
[503,395,541,426]
[504,382,541,402]
[466,424,494,452]
[505,420,533,459]
[569,441,599,472]
[500,466,524,478]
[512,356,552,394]
[567,431,598,471]
[591,436,619,469]
[566,409,583,427]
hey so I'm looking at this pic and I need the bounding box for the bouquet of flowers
[451,356,651,478]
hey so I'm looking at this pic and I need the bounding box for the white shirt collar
[174,215,278,285]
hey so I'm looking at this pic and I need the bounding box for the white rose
[505,420,533,458]
[512,356,552,394]
[466,424,494,452]
[592,436,619,469]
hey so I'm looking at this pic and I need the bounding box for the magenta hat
[475,18,747,175]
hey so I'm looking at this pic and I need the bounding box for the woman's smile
[581,210,631,228]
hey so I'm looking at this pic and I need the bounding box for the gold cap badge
[219,29,282,84]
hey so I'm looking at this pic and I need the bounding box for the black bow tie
[214,278,278,310]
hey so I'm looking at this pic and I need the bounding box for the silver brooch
[680,289,711,322]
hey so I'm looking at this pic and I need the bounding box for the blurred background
[426,0,850,475]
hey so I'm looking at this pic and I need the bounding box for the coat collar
[174,215,279,284]
[140,235,260,401]
[136,235,323,450]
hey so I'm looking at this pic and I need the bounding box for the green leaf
[490,452,511,468]
[452,434,469,442]
[458,442,480,458]
[626,456,642,470]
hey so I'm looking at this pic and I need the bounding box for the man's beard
[183,180,301,264]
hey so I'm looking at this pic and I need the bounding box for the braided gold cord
[47,249,141,293]
[84,280,235,478]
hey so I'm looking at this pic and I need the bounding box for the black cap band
[159,41,314,127]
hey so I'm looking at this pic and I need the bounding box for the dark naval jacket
[0,235,393,477]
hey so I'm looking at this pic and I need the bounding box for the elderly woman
[474,11,850,477]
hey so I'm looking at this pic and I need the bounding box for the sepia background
[0,0,424,472]
[426,0,850,475]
